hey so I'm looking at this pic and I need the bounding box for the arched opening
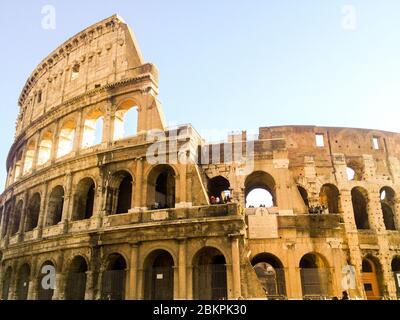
[1,267,12,300]
[346,160,363,181]
[46,186,64,226]
[245,171,276,208]
[208,176,231,203]
[25,193,41,232]
[351,187,370,230]
[71,64,80,81]
[37,261,55,300]
[113,100,138,140]
[65,256,88,300]
[147,165,176,209]
[251,253,286,299]
[391,256,400,298]
[81,110,104,148]
[14,151,23,182]
[380,187,396,231]
[144,250,174,300]
[101,253,127,300]
[37,131,53,166]
[192,247,227,300]
[346,167,355,181]
[297,186,309,209]
[72,178,95,221]
[11,200,23,235]
[319,184,340,214]
[23,141,35,174]
[361,257,383,300]
[108,171,133,215]
[15,264,30,300]
[299,253,330,299]
[57,120,75,158]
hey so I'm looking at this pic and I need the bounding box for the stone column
[133,158,144,209]
[53,272,65,300]
[128,243,139,300]
[31,133,41,172]
[17,192,28,242]
[61,172,73,232]
[84,271,95,300]
[230,236,242,299]
[72,110,83,154]
[50,120,60,163]
[285,242,302,299]
[36,182,48,239]
[178,238,187,299]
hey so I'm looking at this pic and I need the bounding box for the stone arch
[25,193,41,232]
[192,246,228,300]
[251,252,286,298]
[245,171,276,208]
[101,253,127,300]
[319,184,341,214]
[391,256,400,297]
[146,164,177,209]
[380,186,396,231]
[361,255,384,300]
[46,185,64,226]
[113,99,139,140]
[81,108,105,148]
[346,159,364,181]
[37,260,55,300]
[351,187,370,230]
[207,175,231,203]
[297,185,309,209]
[37,130,53,166]
[72,177,96,221]
[299,252,331,299]
[57,119,76,158]
[23,140,36,174]
[65,255,88,300]
[15,263,31,300]
[1,266,12,300]
[107,170,133,215]
[11,200,23,235]
[143,249,175,300]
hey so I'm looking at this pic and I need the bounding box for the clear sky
[1,1,400,189]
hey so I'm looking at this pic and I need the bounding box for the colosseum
[0,14,399,301]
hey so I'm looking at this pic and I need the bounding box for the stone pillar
[36,183,49,238]
[31,132,41,172]
[230,236,242,299]
[53,273,65,300]
[17,192,28,242]
[73,110,83,154]
[285,242,302,299]
[84,271,95,300]
[61,172,73,231]
[133,158,144,209]
[50,120,60,163]
[128,243,139,300]
[178,239,187,299]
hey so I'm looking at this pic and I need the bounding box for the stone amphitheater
[0,14,399,300]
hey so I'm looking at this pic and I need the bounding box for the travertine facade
[0,15,399,300]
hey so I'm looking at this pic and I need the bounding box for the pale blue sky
[1,1,400,188]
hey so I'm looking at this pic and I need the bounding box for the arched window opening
[192,247,227,300]
[147,165,176,209]
[16,264,30,300]
[351,187,370,230]
[102,254,127,300]
[73,178,95,221]
[37,131,53,166]
[252,253,286,299]
[14,151,23,181]
[23,141,36,174]
[65,256,88,300]
[380,187,396,231]
[297,186,309,209]
[46,186,64,226]
[208,176,231,204]
[82,110,104,148]
[245,171,276,208]
[346,161,363,181]
[37,261,55,300]
[115,174,133,214]
[144,250,174,300]
[299,253,330,299]
[113,102,138,140]
[361,257,383,300]
[319,184,340,214]
[11,200,23,235]
[57,120,75,158]
[25,193,41,232]
[1,267,12,300]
